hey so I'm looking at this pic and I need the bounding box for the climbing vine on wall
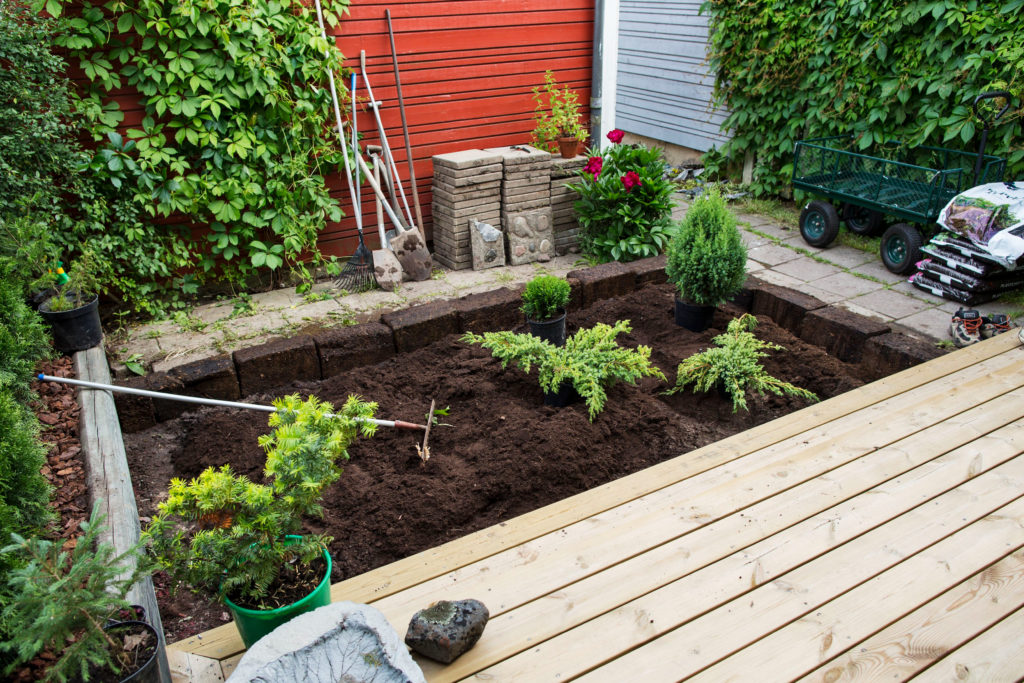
[48,0,351,287]
[701,0,1024,197]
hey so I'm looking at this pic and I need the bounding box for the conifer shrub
[667,314,818,412]
[521,275,571,321]
[0,275,52,403]
[1,504,152,683]
[665,189,747,306]
[144,394,377,607]
[462,320,666,420]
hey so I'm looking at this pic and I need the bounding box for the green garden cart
[792,92,1011,273]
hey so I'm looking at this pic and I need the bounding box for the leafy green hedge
[703,0,1024,197]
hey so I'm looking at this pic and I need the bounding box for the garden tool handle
[972,91,1013,125]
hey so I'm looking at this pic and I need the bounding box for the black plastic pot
[38,293,103,354]
[543,380,579,408]
[674,296,714,332]
[528,310,567,347]
[104,620,160,683]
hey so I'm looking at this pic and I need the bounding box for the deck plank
[478,461,1024,681]
[910,606,1024,682]
[798,548,1024,682]
[166,334,1024,679]
[421,405,1024,680]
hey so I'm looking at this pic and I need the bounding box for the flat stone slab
[228,601,424,683]
[432,149,502,170]
[810,271,886,297]
[505,209,554,265]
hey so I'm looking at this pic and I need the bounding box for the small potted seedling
[36,246,104,353]
[144,393,377,647]
[522,274,572,346]
[531,70,588,158]
[1,504,159,683]
[665,189,747,332]
[667,313,818,411]
[462,319,665,419]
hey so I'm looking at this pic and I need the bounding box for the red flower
[620,170,641,192]
[607,129,625,144]
[583,156,603,180]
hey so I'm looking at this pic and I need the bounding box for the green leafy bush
[667,314,818,412]
[703,1,1024,196]
[144,394,377,607]
[522,275,571,321]
[0,275,52,401]
[665,189,747,306]
[531,70,588,152]
[569,133,677,262]
[2,504,153,683]
[0,4,83,225]
[462,320,666,420]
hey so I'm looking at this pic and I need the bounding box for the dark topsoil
[124,282,867,642]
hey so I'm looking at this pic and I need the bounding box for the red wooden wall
[325,0,594,257]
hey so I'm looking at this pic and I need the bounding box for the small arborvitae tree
[462,320,666,420]
[1,504,153,683]
[667,314,818,412]
[521,274,571,321]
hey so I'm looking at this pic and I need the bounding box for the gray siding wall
[615,0,729,152]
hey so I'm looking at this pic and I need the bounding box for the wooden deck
[168,331,1024,682]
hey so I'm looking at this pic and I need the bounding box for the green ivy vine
[702,0,1024,197]
[48,0,352,288]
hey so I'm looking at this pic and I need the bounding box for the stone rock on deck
[227,601,425,683]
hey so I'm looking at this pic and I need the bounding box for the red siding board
[98,1,593,260]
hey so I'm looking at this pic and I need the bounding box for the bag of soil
[919,242,1006,277]
[908,271,997,305]
[916,258,1024,294]
[937,181,1024,268]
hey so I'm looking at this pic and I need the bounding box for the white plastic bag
[938,182,1024,268]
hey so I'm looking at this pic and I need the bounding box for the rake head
[334,243,377,293]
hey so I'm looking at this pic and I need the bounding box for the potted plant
[531,70,588,158]
[143,393,378,647]
[462,320,665,420]
[36,246,104,354]
[666,314,818,411]
[665,189,747,332]
[1,504,159,683]
[522,274,572,346]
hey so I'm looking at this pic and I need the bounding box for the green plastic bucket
[224,538,333,648]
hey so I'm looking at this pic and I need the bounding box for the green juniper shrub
[667,314,818,412]
[665,189,747,306]
[569,131,677,262]
[1,504,153,683]
[521,275,571,321]
[462,320,666,420]
[144,394,377,608]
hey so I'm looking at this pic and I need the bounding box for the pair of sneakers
[949,308,1016,347]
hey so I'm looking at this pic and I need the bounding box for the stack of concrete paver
[483,145,552,231]
[431,149,503,270]
[550,155,585,254]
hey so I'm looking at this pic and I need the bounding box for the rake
[333,71,376,292]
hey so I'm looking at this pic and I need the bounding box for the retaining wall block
[750,282,827,336]
[169,355,240,403]
[234,335,320,397]
[799,307,890,363]
[566,261,636,307]
[314,322,396,378]
[859,331,945,381]
[625,254,668,287]
[453,287,524,334]
[381,299,460,353]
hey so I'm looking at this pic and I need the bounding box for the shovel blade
[372,249,403,292]
[390,230,433,281]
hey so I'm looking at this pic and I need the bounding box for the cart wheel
[841,203,885,236]
[880,223,923,274]
[799,200,840,247]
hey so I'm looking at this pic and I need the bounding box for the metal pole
[385,9,426,239]
[38,374,427,431]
